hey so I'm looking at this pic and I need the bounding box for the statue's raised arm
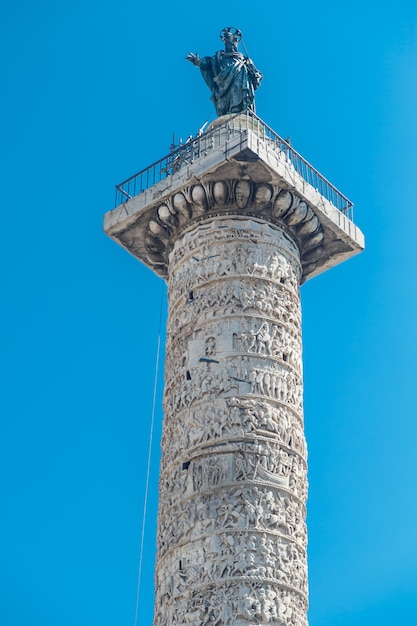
[186,27,262,117]
[185,52,202,67]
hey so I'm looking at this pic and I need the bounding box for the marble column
[103,113,364,626]
[154,213,308,626]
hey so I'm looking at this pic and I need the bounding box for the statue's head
[220,26,242,53]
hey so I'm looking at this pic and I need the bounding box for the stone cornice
[107,178,326,282]
[104,114,364,284]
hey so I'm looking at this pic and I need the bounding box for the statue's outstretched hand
[185,52,202,67]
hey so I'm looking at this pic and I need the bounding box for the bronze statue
[186,27,262,117]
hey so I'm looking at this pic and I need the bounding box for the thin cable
[241,36,250,59]
[133,281,165,626]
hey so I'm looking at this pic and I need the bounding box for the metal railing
[115,111,353,220]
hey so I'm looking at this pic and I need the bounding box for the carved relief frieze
[155,216,308,626]
[168,226,302,299]
[160,397,306,467]
[165,284,302,359]
[164,348,302,406]
[163,361,241,416]
[155,517,308,625]
[142,181,324,282]
[155,537,307,601]
[169,216,300,268]
[157,484,307,556]
[162,360,303,425]
[154,578,308,626]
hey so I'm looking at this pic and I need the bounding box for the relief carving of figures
[242,400,294,445]
[174,220,298,260]
[155,554,307,620]
[166,275,302,351]
[231,444,306,495]
[241,321,272,355]
[206,531,305,587]
[246,365,303,409]
[205,336,216,355]
[162,401,306,475]
[252,251,288,279]
[168,253,300,303]
[161,397,305,483]
[156,216,309,626]
[168,227,301,300]
[165,360,246,416]
[190,455,229,491]
[221,318,302,370]
[235,584,283,624]
[157,487,307,560]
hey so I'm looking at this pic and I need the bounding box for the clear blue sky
[1,1,417,625]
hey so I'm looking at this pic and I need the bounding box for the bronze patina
[186,27,262,116]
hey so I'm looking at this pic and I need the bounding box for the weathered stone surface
[103,115,364,626]
[104,115,364,284]
[154,217,308,626]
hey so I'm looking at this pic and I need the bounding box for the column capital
[104,114,364,283]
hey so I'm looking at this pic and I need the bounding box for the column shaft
[154,215,308,626]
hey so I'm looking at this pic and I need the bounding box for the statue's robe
[200,51,261,116]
